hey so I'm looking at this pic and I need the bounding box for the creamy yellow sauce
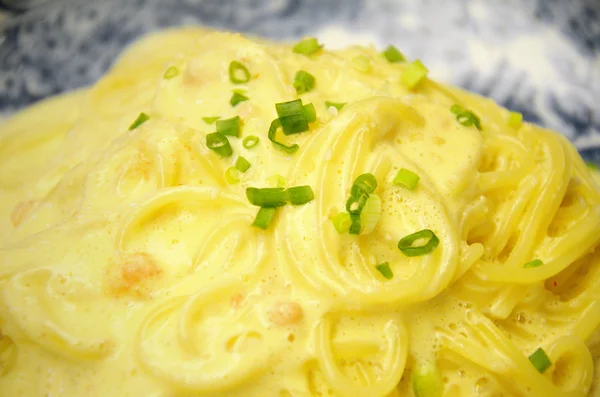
[0,28,599,397]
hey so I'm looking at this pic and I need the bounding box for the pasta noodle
[0,27,599,396]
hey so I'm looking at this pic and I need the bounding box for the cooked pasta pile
[0,28,599,397]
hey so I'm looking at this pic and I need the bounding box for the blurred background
[0,0,599,164]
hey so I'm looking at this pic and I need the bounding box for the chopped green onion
[293,37,322,56]
[349,213,361,235]
[360,193,381,235]
[246,187,289,207]
[128,112,150,130]
[280,113,309,135]
[451,104,482,130]
[346,192,369,215]
[235,156,251,173]
[450,104,464,115]
[206,133,233,157]
[523,259,543,268]
[252,207,277,230]
[382,45,405,63]
[400,59,428,89]
[225,167,240,184]
[351,173,378,197]
[303,103,317,122]
[267,174,286,188]
[276,99,305,118]
[268,119,299,154]
[202,116,220,124]
[457,111,482,130]
[587,162,599,171]
[325,101,346,111]
[230,92,249,107]
[228,61,251,84]
[352,55,371,72]
[508,111,523,129]
[163,66,179,79]
[412,365,443,397]
[216,116,241,137]
[287,186,314,205]
[397,229,439,257]
[393,168,420,190]
[528,348,552,374]
[293,70,316,94]
[332,212,351,233]
[376,262,393,280]
[243,135,259,149]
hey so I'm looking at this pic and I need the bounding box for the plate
[0,0,598,164]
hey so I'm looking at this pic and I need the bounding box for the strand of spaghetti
[280,97,459,306]
[136,282,276,392]
[439,309,591,397]
[314,314,407,397]
[190,214,264,272]
[484,174,538,258]
[1,269,112,360]
[0,334,17,376]
[116,186,245,251]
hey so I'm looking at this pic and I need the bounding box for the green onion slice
[450,104,464,115]
[451,104,482,130]
[202,116,220,124]
[163,66,180,79]
[303,103,317,122]
[325,101,346,111]
[293,37,322,56]
[412,365,443,397]
[268,119,299,154]
[235,156,251,173]
[393,168,420,190]
[332,212,351,233]
[400,59,429,89]
[280,113,309,135]
[243,135,259,149]
[508,111,523,129]
[252,207,277,230]
[346,192,369,215]
[528,348,552,373]
[287,186,314,205]
[205,132,233,157]
[293,70,316,94]
[228,60,251,84]
[360,193,381,235]
[376,262,393,280]
[230,92,249,107]
[216,116,241,137]
[351,173,378,197]
[128,112,150,130]
[276,99,305,118]
[382,45,406,63]
[397,229,440,256]
[246,187,289,207]
[523,259,543,268]
[349,213,361,235]
[225,167,240,184]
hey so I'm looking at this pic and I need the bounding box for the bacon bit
[10,200,37,227]
[108,252,162,298]
[231,293,245,309]
[269,302,303,326]
[553,281,557,287]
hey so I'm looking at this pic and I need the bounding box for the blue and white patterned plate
[0,0,599,165]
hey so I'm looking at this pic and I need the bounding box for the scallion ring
[397,229,439,256]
